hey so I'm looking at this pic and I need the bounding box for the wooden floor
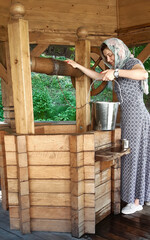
[89,205,150,240]
[0,189,150,240]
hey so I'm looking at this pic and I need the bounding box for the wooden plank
[29,166,70,179]
[4,135,16,152]
[8,193,19,206]
[85,180,95,194]
[30,206,71,220]
[29,179,70,193]
[118,0,150,29]
[31,219,71,232]
[94,131,112,150]
[7,179,18,193]
[95,181,111,200]
[6,166,17,178]
[70,152,84,168]
[28,152,70,166]
[96,203,111,224]
[83,134,95,151]
[9,206,19,218]
[95,168,111,187]
[27,135,70,151]
[71,167,84,182]
[71,180,84,196]
[8,18,34,134]
[95,192,111,212]
[5,152,17,165]
[69,135,84,153]
[71,195,84,210]
[44,124,76,134]
[30,193,71,206]
[84,151,95,166]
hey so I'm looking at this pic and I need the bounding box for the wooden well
[0,0,149,238]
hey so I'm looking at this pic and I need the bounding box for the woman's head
[101,43,115,67]
[100,38,132,69]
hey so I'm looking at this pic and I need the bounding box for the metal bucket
[90,101,120,131]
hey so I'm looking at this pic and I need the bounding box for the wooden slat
[30,206,71,220]
[30,193,70,206]
[28,152,70,165]
[29,166,70,179]
[118,0,150,29]
[27,135,70,151]
[29,179,70,193]
[44,124,76,134]
[31,219,71,232]
[95,181,111,200]
[95,192,111,212]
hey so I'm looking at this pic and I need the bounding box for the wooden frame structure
[0,0,149,238]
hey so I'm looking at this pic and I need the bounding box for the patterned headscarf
[100,38,133,69]
[100,38,149,95]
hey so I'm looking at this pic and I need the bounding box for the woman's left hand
[101,69,115,81]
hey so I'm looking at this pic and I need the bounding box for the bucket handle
[87,79,123,105]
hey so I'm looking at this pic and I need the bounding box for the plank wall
[0,0,117,44]
[118,0,150,29]
[4,129,121,236]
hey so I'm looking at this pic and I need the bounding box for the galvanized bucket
[90,101,120,131]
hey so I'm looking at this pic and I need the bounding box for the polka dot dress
[115,58,150,206]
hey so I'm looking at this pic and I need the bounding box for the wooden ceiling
[0,0,149,47]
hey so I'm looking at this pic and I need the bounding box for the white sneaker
[145,201,150,206]
[121,203,143,214]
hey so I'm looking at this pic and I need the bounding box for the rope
[57,76,123,109]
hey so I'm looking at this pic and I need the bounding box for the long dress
[114,57,150,206]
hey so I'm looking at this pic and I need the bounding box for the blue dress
[115,58,150,205]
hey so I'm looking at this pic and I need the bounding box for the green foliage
[0,44,149,122]
[32,73,76,121]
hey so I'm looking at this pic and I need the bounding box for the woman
[66,38,150,214]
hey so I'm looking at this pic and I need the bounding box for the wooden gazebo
[0,0,149,238]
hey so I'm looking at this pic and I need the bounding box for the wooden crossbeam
[137,43,150,63]
[0,63,7,83]
[30,44,49,57]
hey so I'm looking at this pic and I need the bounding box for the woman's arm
[66,59,114,81]
[117,64,148,80]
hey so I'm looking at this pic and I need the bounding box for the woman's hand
[65,59,79,68]
[101,69,115,81]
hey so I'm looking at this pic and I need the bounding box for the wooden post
[0,131,8,210]
[70,134,85,237]
[0,42,15,128]
[8,2,34,134]
[111,158,121,214]
[75,27,91,133]
[17,135,30,234]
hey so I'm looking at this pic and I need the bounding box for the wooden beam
[30,44,49,57]
[75,27,91,133]
[137,43,150,63]
[8,18,34,134]
[118,26,150,47]
[0,63,7,83]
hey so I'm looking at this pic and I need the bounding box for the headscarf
[100,38,149,95]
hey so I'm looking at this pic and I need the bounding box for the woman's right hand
[65,59,79,69]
